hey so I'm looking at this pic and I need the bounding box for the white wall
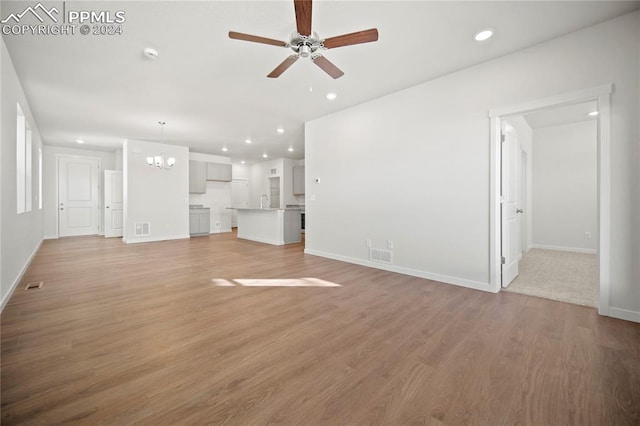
[123,139,189,243]
[249,158,284,208]
[1,39,44,310]
[232,163,250,180]
[188,152,233,233]
[305,12,640,319]
[532,121,597,253]
[42,146,116,239]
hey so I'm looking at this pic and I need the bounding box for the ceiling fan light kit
[229,0,379,79]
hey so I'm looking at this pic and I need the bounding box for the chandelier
[146,121,176,170]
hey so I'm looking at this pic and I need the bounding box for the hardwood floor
[2,233,639,425]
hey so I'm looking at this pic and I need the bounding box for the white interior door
[104,170,123,237]
[231,180,249,227]
[58,156,100,237]
[501,124,520,287]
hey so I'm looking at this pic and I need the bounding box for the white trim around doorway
[488,83,613,317]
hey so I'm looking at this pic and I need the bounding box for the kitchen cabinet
[293,166,305,195]
[206,163,232,182]
[189,160,207,193]
[189,207,210,236]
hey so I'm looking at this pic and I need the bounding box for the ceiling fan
[228,0,378,79]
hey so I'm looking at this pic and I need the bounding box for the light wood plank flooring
[2,233,639,425]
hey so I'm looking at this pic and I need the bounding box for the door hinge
[501,256,506,264]
[500,133,505,143]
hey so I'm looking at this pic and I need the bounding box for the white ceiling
[3,1,638,163]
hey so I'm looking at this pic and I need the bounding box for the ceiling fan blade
[312,55,344,79]
[294,0,312,36]
[322,28,379,49]
[228,31,287,47]
[267,55,299,78]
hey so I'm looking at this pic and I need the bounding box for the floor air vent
[370,248,393,264]
[25,281,43,290]
[135,223,150,236]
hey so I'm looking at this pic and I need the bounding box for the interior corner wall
[42,145,116,239]
[1,39,44,310]
[531,121,597,253]
[305,11,640,319]
[123,139,189,243]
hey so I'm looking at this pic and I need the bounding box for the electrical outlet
[366,239,371,248]
[584,231,591,239]
[387,240,394,250]
[215,222,221,228]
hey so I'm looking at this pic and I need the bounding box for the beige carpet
[503,249,598,307]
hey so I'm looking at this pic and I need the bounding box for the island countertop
[232,208,301,245]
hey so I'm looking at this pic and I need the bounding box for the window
[16,103,32,214]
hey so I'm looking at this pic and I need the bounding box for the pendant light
[146,121,176,170]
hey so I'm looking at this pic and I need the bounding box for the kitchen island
[233,208,301,245]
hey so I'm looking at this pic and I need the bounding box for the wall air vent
[370,248,393,264]
[135,223,150,236]
[25,281,43,290]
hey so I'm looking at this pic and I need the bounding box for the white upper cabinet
[293,166,305,195]
[189,160,207,193]
[207,163,232,182]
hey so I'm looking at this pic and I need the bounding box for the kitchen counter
[230,208,301,245]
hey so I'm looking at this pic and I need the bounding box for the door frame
[56,154,102,238]
[488,83,612,316]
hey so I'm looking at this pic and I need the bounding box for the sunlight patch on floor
[211,278,341,287]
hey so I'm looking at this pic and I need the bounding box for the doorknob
[516,209,523,213]
[60,208,64,210]
[106,206,110,209]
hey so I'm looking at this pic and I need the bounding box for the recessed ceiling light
[245,139,252,144]
[143,47,158,59]
[277,127,284,134]
[75,139,84,144]
[288,146,294,152]
[587,111,599,116]
[222,147,228,152]
[241,160,246,164]
[326,92,337,100]
[262,153,268,158]
[474,28,494,42]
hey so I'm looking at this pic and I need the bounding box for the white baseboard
[123,234,190,244]
[1,239,43,312]
[609,307,640,323]
[210,228,233,234]
[304,249,492,293]
[238,236,285,246]
[43,235,58,240]
[530,244,597,254]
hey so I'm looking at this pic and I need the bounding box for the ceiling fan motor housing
[290,32,322,58]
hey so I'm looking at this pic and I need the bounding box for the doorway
[489,84,612,315]
[269,177,280,208]
[58,155,101,237]
[501,103,598,307]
